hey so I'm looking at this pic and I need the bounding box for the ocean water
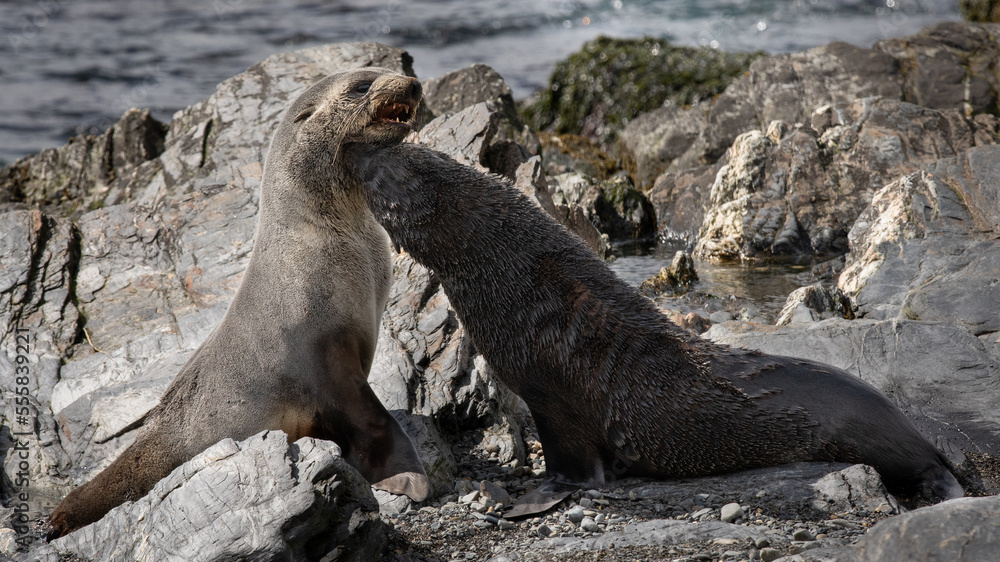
[0,0,959,165]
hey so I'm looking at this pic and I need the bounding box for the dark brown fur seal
[350,142,963,503]
[48,68,429,538]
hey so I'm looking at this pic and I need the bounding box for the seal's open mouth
[374,101,414,125]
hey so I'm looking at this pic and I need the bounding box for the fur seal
[350,142,964,504]
[48,68,429,538]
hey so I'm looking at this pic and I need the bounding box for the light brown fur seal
[349,142,964,504]
[48,68,429,538]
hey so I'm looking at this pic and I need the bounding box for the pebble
[829,518,861,529]
[585,489,603,499]
[460,491,480,504]
[793,528,815,541]
[692,507,714,520]
[578,497,593,508]
[566,506,585,524]
[481,480,512,505]
[474,520,493,529]
[497,518,514,531]
[595,513,606,524]
[754,537,770,549]
[581,517,601,533]
[720,502,744,523]
[537,524,553,538]
[759,547,782,562]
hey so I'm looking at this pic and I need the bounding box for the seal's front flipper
[505,480,576,520]
[369,412,430,501]
[320,365,431,502]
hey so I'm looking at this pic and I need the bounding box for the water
[0,0,959,166]
[608,241,824,317]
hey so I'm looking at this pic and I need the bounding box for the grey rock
[693,97,984,259]
[580,517,601,533]
[620,104,707,190]
[648,163,720,240]
[660,23,998,181]
[549,172,656,242]
[874,22,1000,116]
[480,480,511,506]
[775,284,853,326]
[565,506,585,524]
[852,496,1000,562]
[841,149,1000,337]
[422,63,518,119]
[47,431,385,562]
[533,519,765,554]
[720,502,744,523]
[0,108,168,217]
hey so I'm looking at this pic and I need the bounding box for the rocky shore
[2,22,1000,562]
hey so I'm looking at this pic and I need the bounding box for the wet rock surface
[3,24,1000,561]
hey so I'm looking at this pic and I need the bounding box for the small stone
[474,520,493,529]
[793,528,814,541]
[566,506,585,524]
[720,502,744,523]
[754,537,770,549]
[485,514,501,525]
[498,518,514,530]
[759,547,781,562]
[581,517,601,533]
[586,489,603,499]
[579,497,593,508]
[537,524,553,537]
[692,507,714,520]
[461,491,480,504]
[480,480,512,505]
[595,513,606,524]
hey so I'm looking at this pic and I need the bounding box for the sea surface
[1,0,959,166]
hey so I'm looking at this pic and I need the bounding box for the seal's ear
[294,104,316,123]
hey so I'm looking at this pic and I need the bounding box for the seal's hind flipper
[504,480,575,519]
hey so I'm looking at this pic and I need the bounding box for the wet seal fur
[49,68,429,538]
[352,143,964,505]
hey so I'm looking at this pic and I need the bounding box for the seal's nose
[408,77,422,102]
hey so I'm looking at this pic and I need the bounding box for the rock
[480,480,511,505]
[580,517,601,533]
[648,164,720,241]
[549,172,657,242]
[759,547,782,562]
[620,103,713,190]
[875,22,1000,115]
[840,150,1000,335]
[45,431,385,561]
[0,108,168,217]
[693,96,985,260]
[793,529,816,541]
[720,502,744,523]
[852,496,1000,561]
[775,284,853,326]
[422,63,518,119]
[566,506,585,524]
[640,251,698,296]
[961,0,1000,22]
[538,132,617,181]
[520,36,761,144]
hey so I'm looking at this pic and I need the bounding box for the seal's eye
[354,82,372,95]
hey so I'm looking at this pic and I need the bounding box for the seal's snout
[407,77,422,104]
